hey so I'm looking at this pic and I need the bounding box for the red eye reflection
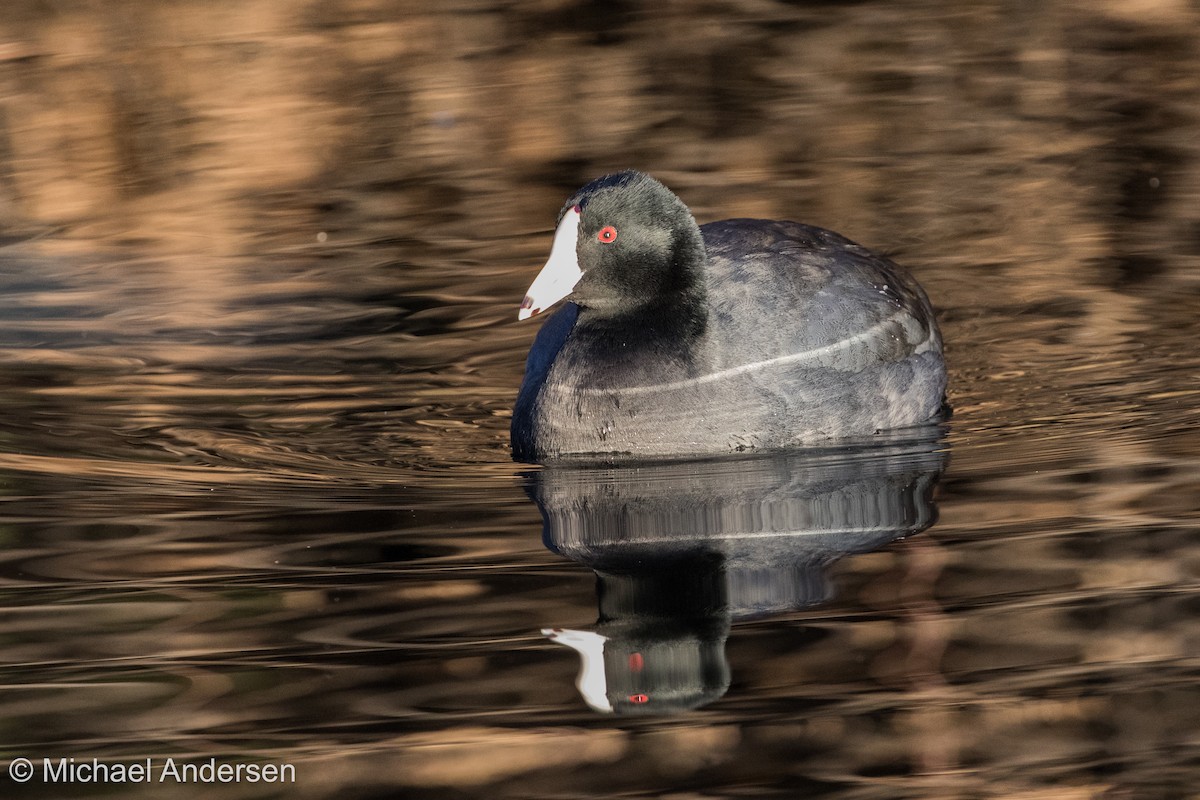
[628,693,649,704]
[597,226,617,243]
[628,653,644,672]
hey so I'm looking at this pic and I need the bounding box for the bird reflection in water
[526,431,948,715]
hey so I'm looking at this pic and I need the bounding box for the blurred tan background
[0,0,1197,303]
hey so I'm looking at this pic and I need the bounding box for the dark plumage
[512,170,946,462]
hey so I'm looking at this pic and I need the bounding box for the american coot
[512,170,946,462]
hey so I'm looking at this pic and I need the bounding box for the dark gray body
[513,219,945,461]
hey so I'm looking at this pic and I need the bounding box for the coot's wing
[701,220,940,373]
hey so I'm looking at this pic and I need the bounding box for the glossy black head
[568,170,707,316]
[519,170,708,324]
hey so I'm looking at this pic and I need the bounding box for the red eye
[597,226,617,243]
[628,693,649,704]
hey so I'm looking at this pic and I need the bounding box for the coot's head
[518,170,707,321]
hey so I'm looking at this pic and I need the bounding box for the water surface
[0,2,1198,798]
